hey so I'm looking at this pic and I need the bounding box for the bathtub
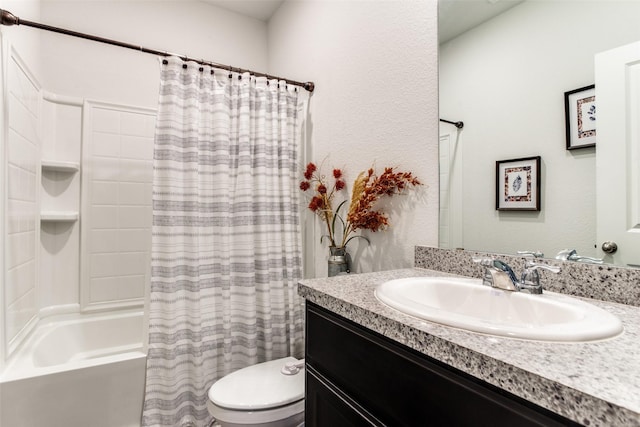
[0,309,146,427]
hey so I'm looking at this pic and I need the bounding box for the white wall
[39,97,82,312]
[4,50,41,353]
[39,0,269,108]
[81,101,155,311]
[439,1,640,259]
[268,0,439,277]
[0,1,42,77]
[0,0,42,371]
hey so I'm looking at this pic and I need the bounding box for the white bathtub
[0,309,146,427]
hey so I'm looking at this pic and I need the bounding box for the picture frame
[495,156,541,211]
[564,84,596,150]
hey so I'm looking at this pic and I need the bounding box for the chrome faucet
[473,258,560,294]
[516,250,544,258]
[555,249,603,264]
[520,261,561,294]
[473,258,520,291]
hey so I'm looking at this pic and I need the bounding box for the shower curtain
[142,57,306,427]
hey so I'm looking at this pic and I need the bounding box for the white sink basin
[375,277,623,342]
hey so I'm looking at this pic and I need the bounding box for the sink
[375,277,623,342]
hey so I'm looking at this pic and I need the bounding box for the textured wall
[268,0,440,277]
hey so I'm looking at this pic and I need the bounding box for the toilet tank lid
[208,356,305,411]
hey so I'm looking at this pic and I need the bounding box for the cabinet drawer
[306,366,382,427]
[306,302,579,427]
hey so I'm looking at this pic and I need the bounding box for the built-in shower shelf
[40,211,79,222]
[41,160,80,173]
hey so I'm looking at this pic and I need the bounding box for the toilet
[207,356,305,427]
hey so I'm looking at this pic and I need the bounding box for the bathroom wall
[39,95,82,312]
[39,0,269,109]
[0,0,42,373]
[0,1,42,77]
[268,0,440,277]
[439,1,640,257]
[81,101,156,311]
[4,48,41,355]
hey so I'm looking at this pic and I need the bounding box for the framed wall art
[564,84,596,150]
[495,156,541,211]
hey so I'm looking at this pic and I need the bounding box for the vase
[328,246,350,277]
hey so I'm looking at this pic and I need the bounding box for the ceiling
[202,0,285,21]
[439,0,524,44]
[200,0,524,41]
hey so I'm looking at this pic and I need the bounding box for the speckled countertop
[298,268,640,427]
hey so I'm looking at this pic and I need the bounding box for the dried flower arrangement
[300,162,422,249]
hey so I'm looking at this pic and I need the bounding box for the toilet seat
[207,399,304,425]
[209,357,305,410]
[207,356,305,425]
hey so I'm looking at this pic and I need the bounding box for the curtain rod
[439,119,464,129]
[0,8,315,92]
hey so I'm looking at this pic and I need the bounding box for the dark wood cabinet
[305,302,580,427]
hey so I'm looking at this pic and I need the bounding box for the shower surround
[1,45,154,425]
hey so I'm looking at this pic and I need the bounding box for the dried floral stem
[300,162,421,250]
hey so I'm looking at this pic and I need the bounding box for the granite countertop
[298,268,640,427]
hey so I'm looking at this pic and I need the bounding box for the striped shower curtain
[142,57,306,427]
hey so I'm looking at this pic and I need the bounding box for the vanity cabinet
[305,302,580,427]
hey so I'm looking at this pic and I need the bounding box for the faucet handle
[555,249,603,264]
[473,258,516,275]
[520,261,561,294]
[473,258,495,287]
[524,261,561,274]
[472,258,511,269]
[472,257,495,267]
[517,250,544,258]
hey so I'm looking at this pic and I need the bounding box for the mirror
[438,0,640,266]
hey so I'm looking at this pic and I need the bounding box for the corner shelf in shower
[40,211,79,222]
[40,159,80,224]
[41,160,80,173]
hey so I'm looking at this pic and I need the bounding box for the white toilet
[207,356,305,427]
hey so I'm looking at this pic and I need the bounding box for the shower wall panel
[4,49,41,352]
[39,96,82,311]
[81,101,156,311]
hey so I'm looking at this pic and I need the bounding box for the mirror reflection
[438,0,640,266]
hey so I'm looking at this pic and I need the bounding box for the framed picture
[564,84,596,150]
[495,156,541,211]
